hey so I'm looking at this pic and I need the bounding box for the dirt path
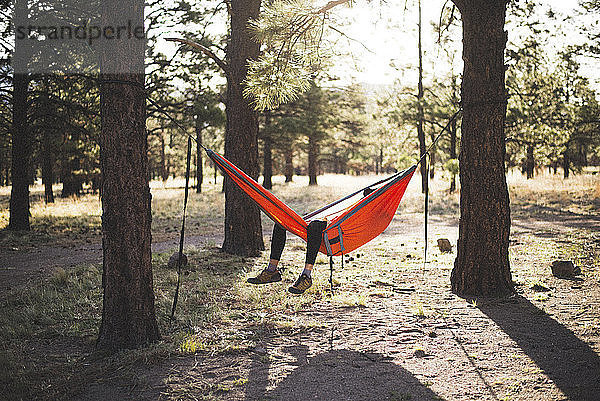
[2,207,599,401]
[121,207,598,401]
[0,234,220,296]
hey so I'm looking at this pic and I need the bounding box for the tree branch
[316,0,352,14]
[166,38,231,81]
[328,25,374,53]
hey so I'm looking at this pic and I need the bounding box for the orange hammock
[206,148,415,256]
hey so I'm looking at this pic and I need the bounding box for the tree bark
[97,0,160,350]
[263,137,273,189]
[428,137,435,179]
[450,0,514,297]
[284,148,293,182]
[195,117,203,193]
[222,0,264,256]
[9,72,30,230]
[562,149,570,179]
[0,151,4,186]
[159,130,168,183]
[61,154,83,198]
[525,144,534,179]
[308,134,318,186]
[9,0,30,230]
[416,0,427,193]
[262,112,273,190]
[449,118,457,192]
[42,130,54,203]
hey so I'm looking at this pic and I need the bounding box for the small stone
[254,345,267,355]
[437,238,453,253]
[551,260,580,278]
[168,252,188,269]
[531,283,551,292]
[413,349,427,358]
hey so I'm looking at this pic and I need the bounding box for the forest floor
[0,170,599,401]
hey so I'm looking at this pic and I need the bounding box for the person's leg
[247,224,286,284]
[289,220,326,294]
[267,224,286,271]
[302,219,327,276]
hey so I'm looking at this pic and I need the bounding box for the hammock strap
[171,135,192,320]
[424,153,430,272]
[417,107,462,167]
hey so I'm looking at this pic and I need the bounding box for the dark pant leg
[269,224,287,261]
[305,220,327,265]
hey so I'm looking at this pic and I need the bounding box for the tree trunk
[195,117,203,193]
[562,149,570,179]
[450,0,513,297]
[263,136,273,189]
[0,151,3,186]
[222,0,264,256]
[417,0,427,193]
[428,143,435,179]
[159,131,168,183]
[61,154,83,197]
[308,134,318,186]
[449,118,457,193]
[285,148,293,182]
[9,0,30,230]
[96,0,160,350]
[42,130,54,204]
[9,72,30,230]
[262,112,273,190]
[525,144,534,179]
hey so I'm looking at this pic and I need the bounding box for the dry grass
[508,168,600,216]
[7,168,595,250]
[0,169,599,400]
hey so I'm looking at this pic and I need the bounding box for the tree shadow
[512,203,600,232]
[245,345,441,401]
[478,295,600,401]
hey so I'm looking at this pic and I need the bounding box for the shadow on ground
[478,295,600,401]
[245,345,440,401]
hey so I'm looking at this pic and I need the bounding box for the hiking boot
[247,268,282,285]
[288,273,312,294]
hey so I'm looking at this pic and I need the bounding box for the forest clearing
[1,170,599,400]
[2,0,600,399]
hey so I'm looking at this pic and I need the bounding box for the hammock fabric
[206,148,415,257]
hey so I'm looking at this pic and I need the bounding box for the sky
[326,0,597,89]
[326,0,600,89]
[154,0,598,93]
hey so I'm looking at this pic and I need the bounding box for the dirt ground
[1,173,599,401]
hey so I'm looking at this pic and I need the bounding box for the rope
[413,108,462,275]
[98,78,210,152]
[423,153,430,275]
[170,135,193,320]
[329,256,334,295]
[417,107,462,166]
